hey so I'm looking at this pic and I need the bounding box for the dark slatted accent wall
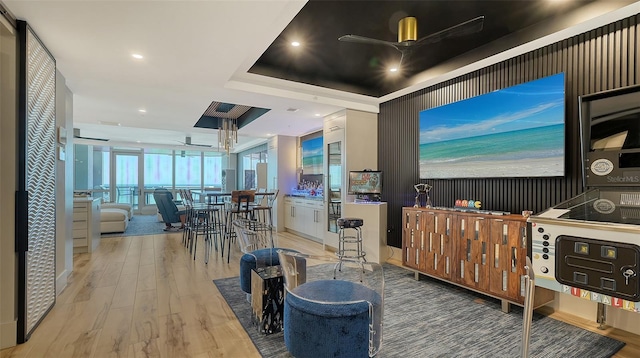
[380,14,640,248]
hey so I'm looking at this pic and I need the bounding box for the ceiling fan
[175,136,212,148]
[338,15,485,65]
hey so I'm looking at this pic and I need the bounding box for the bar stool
[191,205,221,262]
[336,218,366,260]
[204,202,226,264]
[181,189,204,249]
[335,217,366,279]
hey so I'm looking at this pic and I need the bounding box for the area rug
[101,214,167,237]
[213,264,625,358]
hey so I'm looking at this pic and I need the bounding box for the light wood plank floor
[1,231,638,357]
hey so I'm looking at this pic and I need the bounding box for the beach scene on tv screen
[419,73,565,179]
[302,136,323,175]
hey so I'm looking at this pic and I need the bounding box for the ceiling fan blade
[414,15,485,46]
[188,143,212,148]
[182,136,212,148]
[338,34,400,50]
[74,135,109,142]
[175,140,212,148]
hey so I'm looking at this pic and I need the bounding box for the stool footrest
[336,255,366,259]
[339,238,362,243]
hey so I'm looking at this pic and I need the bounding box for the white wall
[55,70,74,295]
[268,135,297,232]
[323,109,378,249]
[0,15,17,349]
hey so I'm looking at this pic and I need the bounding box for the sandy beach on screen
[420,157,564,179]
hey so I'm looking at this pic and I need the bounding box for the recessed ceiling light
[132,54,143,59]
[291,41,300,47]
[389,67,398,73]
[315,113,321,117]
[139,109,146,113]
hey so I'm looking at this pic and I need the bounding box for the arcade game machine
[529,84,640,325]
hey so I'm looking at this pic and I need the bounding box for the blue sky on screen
[302,136,323,156]
[419,73,565,144]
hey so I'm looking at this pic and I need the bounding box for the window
[74,145,224,208]
[204,152,223,188]
[175,150,202,189]
[144,149,173,188]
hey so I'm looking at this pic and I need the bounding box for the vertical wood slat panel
[379,14,640,248]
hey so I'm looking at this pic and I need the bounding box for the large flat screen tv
[419,73,565,179]
[302,136,323,175]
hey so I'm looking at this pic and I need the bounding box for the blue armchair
[278,251,384,358]
[153,188,185,230]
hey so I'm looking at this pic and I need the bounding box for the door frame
[111,150,144,213]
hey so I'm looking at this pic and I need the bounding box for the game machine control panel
[556,236,639,301]
[529,84,640,316]
[529,190,640,312]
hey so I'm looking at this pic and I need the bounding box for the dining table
[191,190,276,204]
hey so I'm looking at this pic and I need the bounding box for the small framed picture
[57,126,67,144]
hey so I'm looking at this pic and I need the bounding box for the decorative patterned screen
[18,22,56,341]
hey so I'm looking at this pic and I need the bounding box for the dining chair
[252,189,279,227]
[222,190,256,262]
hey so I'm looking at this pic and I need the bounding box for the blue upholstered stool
[284,280,381,358]
[240,248,296,294]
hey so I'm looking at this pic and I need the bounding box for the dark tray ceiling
[250,0,597,97]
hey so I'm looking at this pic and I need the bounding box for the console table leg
[501,300,511,313]
[597,302,607,330]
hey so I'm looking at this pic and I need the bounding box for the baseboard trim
[0,320,17,350]
[56,269,68,296]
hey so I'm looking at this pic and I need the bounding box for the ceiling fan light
[398,17,417,42]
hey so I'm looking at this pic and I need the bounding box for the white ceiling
[4,0,640,153]
[4,0,379,152]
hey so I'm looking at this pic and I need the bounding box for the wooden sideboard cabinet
[402,207,553,309]
[73,197,101,253]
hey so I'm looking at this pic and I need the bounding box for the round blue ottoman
[284,280,381,358]
[240,248,297,294]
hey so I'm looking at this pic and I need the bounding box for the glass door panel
[327,141,342,233]
[113,152,143,211]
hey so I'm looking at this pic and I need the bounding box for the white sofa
[101,202,133,220]
[100,208,129,233]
